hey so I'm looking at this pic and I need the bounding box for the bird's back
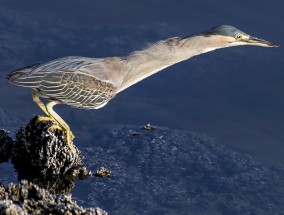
[7,56,123,109]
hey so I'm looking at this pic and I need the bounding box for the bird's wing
[7,56,120,109]
[8,56,113,85]
[38,71,116,109]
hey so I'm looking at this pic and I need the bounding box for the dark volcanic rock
[0,116,108,214]
[0,130,13,163]
[10,116,91,194]
[95,167,112,178]
[75,125,284,215]
[1,113,284,214]
[0,180,107,215]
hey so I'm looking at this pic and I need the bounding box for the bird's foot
[48,124,63,132]
[48,125,76,152]
[36,116,76,152]
[36,116,54,123]
[66,130,75,152]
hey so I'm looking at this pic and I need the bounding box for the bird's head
[201,25,278,48]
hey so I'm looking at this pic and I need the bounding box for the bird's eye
[236,34,242,40]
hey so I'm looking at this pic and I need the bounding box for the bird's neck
[117,35,221,93]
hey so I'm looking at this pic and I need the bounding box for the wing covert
[38,71,116,109]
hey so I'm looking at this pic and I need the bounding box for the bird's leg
[32,91,75,151]
[32,91,54,122]
[46,101,75,152]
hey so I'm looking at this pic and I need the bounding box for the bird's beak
[247,36,279,47]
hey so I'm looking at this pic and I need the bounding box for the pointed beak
[248,36,279,47]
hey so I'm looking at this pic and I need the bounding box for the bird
[7,25,278,151]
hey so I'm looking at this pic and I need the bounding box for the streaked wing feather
[8,56,114,86]
[30,56,112,81]
[8,56,121,109]
[39,71,116,109]
[9,73,45,88]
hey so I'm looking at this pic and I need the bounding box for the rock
[10,116,91,194]
[95,167,112,178]
[0,116,106,214]
[2,114,284,214]
[0,130,13,163]
[75,125,284,215]
[0,180,107,215]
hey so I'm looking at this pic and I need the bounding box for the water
[0,0,283,214]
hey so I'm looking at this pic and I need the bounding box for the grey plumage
[6,25,277,151]
[8,56,118,109]
[7,25,277,110]
[202,25,246,37]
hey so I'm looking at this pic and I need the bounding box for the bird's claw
[48,124,63,132]
[66,130,76,152]
[36,116,54,123]
[47,124,76,152]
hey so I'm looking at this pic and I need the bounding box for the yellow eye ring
[236,34,242,40]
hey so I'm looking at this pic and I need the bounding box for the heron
[7,25,278,151]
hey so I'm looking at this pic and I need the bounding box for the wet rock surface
[95,167,112,178]
[0,116,106,214]
[0,180,107,215]
[1,114,284,214]
[74,125,284,215]
[0,130,13,163]
[10,116,91,194]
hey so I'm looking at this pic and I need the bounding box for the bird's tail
[6,70,24,82]
[7,63,42,87]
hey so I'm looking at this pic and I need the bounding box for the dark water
[73,126,284,214]
[0,0,283,214]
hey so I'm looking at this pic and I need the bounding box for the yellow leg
[32,91,75,152]
[46,101,75,152]
[37,116,54,122]
[32,91,49,115]
[33,91,54,123]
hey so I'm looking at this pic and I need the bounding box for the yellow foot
[66,130,76,152]
[48,124,63,132]
[36,116,76,152]
[37,116,54,123]
[48,125,76,152]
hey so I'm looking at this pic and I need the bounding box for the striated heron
[7,25,278,151]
